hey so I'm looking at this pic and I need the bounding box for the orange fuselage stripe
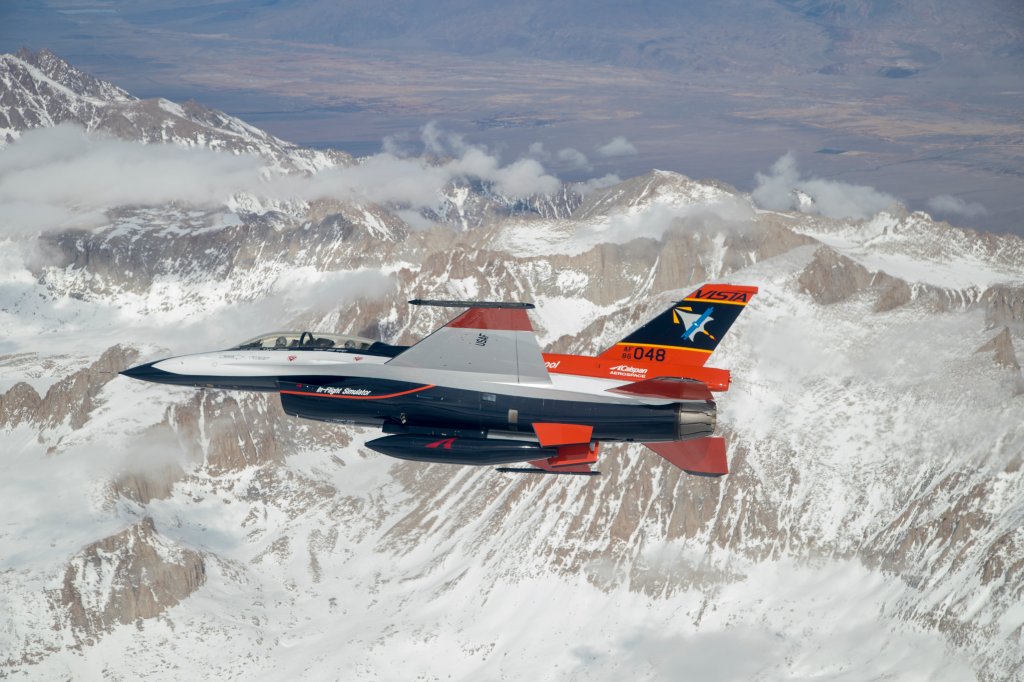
[281,385,435,400]
[541,352,730,391]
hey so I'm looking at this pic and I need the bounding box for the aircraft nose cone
[120,361,170,383]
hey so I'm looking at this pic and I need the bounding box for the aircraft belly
[278,377,706,442]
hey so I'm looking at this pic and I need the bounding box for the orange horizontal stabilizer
[645,437,728,477]
[609,377,713,402]
[532,422,593,447]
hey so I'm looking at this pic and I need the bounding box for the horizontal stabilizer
[645,437,728,477]
[608,377,713,402]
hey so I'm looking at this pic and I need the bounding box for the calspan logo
[609,364,648,378]
[672,306,717,342]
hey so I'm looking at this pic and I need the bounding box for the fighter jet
[121,284,757,476]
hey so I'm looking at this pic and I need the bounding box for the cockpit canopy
[231,331,377,352]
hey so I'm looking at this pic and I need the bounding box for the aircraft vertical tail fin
[598,284,758,370]
[388,300,551,383]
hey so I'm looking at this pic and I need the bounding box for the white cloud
[575,173,622,196]
[488,157,561,197]
[568,195,754,251]
[0,124,266,235]
[394,208,436,230]
[380,132,414,157]
[420,120,467,156]
[753,152,899,220]
[271,267,395,315]
[596,136,638,157]
[132,268,397,354]
[0,123,568,237]
[556,147,591,170]
[526,141,549,161]
[927,194,987,219]
[295,154,450,208]
[0,241,397,358]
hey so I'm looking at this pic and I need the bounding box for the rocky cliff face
[0,345,139,429]
[58,517,205,645]
[2,52,1023,681]
[976,327,1021,370]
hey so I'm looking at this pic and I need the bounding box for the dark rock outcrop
[58,518,205,644]
[975,327,1020,370]
[0,381,42,427]
[798,247,873,305]
[0,345,139,430]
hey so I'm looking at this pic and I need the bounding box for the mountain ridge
[1,50,1022,681]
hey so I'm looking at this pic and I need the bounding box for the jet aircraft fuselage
[122,285,757,475]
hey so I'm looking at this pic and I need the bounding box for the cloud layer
[0,123,562,236]
[753,153,899,220]
[596,136,638,158]
[927,194,987,219]
[0,125,266,234]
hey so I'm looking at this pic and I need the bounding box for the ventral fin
[532,423,594,447]
[644,437,728,477]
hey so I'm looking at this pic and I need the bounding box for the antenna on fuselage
[408,299,535,309]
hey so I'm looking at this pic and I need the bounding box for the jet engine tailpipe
[675,404,716,440]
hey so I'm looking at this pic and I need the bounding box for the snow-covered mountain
[1,51,1023,681]
[0,48,348,174]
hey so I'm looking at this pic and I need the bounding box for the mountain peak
[13,47,134,104]
[574,169,737,221]
[0,50,352,171]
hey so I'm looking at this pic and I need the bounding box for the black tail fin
[600,284,758,367]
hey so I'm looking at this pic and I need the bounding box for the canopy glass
[231,332,376,352]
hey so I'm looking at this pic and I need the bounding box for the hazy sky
[2,0,1022,233]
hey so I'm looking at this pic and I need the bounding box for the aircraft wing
[386,301,552,384]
